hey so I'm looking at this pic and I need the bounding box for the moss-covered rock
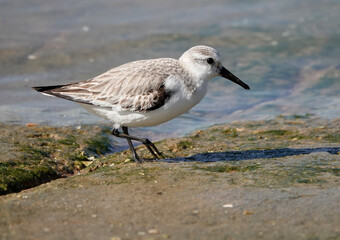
[1,115,339,195]
[0,124,113,195]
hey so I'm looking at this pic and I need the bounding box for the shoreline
[1,115,339,195]
[1,115,339,239]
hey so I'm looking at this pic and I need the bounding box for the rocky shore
[1,115,339,239]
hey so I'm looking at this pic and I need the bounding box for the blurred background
[0,0,339,139]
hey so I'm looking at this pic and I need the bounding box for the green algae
[188,157,339,188]
[85,134,112,155]
[19,144,50,159]
[176,140,193,150]
[260,129,292,136]
[263,163,339,186]
[193,164,260,173]
[58,135,79,147]
[1,116,339,195]
[0,164,58,195]
[324,133,340,142]
[223,128,238,137]
[68,151,89,162]
[0,124,113,195]
[97,165,159,184]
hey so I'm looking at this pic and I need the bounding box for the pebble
[271,41,278,46]
[27,54,36,60]
[82,25,90,32]
[282,31,290,37]
[110,237,121,240]
[223,204,233,208]
[243,211,254,215]
[148,229,159,234]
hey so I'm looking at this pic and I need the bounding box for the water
[0,0,339,139]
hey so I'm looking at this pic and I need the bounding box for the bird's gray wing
[38,59,179,112]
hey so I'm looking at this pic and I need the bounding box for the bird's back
[33,58,190,112]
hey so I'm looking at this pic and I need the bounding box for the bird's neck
[179,65,209,95]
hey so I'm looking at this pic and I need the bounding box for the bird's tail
[32,85,65,93]
[32,84,92,104]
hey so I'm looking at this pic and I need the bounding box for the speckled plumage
[46,58,193,112]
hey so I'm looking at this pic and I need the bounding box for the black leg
[122,127,164,159]
[111,127,164,163]
[112,128,142,163]
[122,127,143,163]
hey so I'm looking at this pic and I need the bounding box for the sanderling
[33,45,250,163]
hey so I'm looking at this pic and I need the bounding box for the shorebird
[33,45,250,163]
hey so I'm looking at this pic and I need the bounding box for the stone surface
[1,116,339,239]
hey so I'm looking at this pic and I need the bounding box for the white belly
[84,82,208,128]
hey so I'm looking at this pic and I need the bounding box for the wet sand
[1,116,339,239]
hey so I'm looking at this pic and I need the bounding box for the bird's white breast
[85,76,208,128]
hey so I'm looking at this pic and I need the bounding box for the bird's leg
[143,139,164,159]
[121,127,164,159]
[121,127,159,159]
[111,127,164,162]
[111,128,142,163]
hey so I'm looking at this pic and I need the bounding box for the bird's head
[179,45,250,90]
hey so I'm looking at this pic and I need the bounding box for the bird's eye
[206,58,214,64]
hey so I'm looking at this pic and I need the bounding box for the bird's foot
[141,138,164,160]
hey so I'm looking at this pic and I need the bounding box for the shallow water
[0,0,339,139]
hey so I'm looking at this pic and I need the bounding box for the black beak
[219,67,250,90]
